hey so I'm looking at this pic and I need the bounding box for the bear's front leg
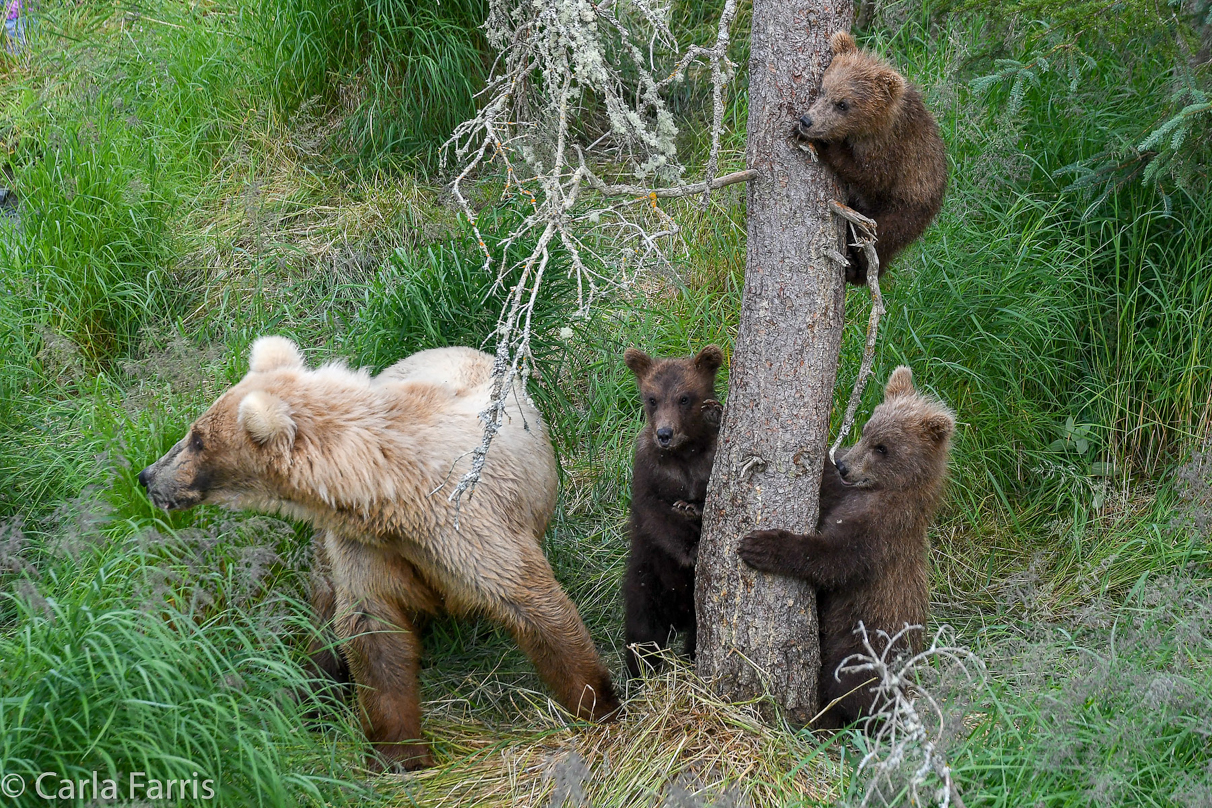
[335,597,431,771]
[299,533,356,726]
[327,536,436,770]
[738,528,814,578]
[304,531,351,694]
[741,522,877,589]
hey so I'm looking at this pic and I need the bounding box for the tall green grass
[257,0,490,167]
[0,509,371,807]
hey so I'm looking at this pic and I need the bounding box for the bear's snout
[836,459,857,486]
[655,427,673,448]
[137,467,151,489]
[796,115,813,134]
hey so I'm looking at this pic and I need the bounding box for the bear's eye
[648,396,657,407]
[679,395,690,405]
[875,444,887,456]
[836,100,849,112]
[190,432,205,453]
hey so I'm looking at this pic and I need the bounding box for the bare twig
[828,199,876,230]
[837,623,985,808]
[828,201,884,464]
[584,168,758,199]
[699,0,740,208]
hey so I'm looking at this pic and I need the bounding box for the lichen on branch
[441,0,745,502]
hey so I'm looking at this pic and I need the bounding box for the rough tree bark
[695,0,851,723]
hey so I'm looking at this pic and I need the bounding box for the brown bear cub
[795,31,947,285]
[622,346,724,678]
[738,366,954,728]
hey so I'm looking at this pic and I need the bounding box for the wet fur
[796,31,947,284]
[738,366,954,728]
[139,339,619,770]
[622,346,723,678]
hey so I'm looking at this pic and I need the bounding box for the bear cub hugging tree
[738,366,955,728]
[796,31,947,285]
[623,346,724,678]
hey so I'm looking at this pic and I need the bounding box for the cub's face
[138,337,305,512]
[795,31,905,143]
[834,366,954,490]
[625,346,723,452]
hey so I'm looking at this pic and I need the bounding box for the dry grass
[384,662,842,807]
[172,106,458,328]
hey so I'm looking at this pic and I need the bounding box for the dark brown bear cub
[796,31,947,285]
[738,366,954,728]
[623,346,724,678]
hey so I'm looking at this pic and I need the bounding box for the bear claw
[367,744,434,773]
[738,529,793,573]
[671,500,703,519]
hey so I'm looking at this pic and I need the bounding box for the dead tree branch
[828,200,884,464]
[837,623,985,808]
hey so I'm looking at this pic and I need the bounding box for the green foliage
[964,0,1211,198]
[7,118,179,365]
[950,575,1212,807]
[0,512,369,807]
[347,218,576,370]
[1138,87,1212,186]
[257,0,490,167]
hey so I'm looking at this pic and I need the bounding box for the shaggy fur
[738,366,954,728]
[139,338,619,770]
[622,346,724,678]
[795,30,947,285]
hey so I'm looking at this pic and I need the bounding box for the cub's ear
[830,30,857,55]
[878,70,906,102]
[923,410,956,444]
[238,391,296,448]
[884,365,915,399]
[250,336,305,373]
[694,345,725,376]
[624,348,654,379]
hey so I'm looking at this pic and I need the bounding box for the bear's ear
[624,348,654,379]
[878,70,906,103]
[922,410,956,444]
[250,336,305,373]
[884,365,915,399]
[694,345,724,376]
[830,30,857,56]
[238,391,297,449]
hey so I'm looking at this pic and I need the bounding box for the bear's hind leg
[494,560,621,722]
[681,606,697,662]
[815,665,879,730]
[623,559,675,679]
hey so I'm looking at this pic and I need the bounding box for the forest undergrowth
[0,0,1209,805]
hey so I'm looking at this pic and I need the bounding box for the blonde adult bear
[138,337,619,770]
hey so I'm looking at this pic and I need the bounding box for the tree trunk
[695,0,851,723]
